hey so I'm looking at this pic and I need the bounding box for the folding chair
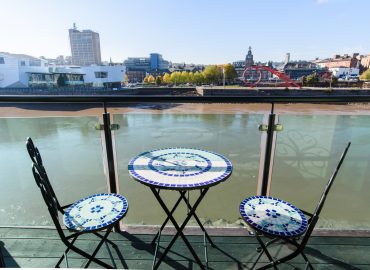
[240,142,351,270]
[26,137,128,268]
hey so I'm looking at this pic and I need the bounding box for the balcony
[0,93,370,268]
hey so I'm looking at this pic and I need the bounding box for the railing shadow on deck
[0,240,19,268]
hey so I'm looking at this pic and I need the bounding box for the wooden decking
[0,227,369,269]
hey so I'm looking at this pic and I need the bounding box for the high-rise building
[69,24,101,66]
[284,53,290,65]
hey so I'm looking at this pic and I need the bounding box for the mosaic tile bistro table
[128,148,232,270]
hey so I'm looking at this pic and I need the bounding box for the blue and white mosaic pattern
[63,193,128,231]
[240,196,308,237]
[128,148,232,189]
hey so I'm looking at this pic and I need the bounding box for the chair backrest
[313,142,351,218]
[301,142,351,245]
[26,138,62,229]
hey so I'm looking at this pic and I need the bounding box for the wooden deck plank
[1,227,370,269]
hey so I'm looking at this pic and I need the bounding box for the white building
[81,65,125,87]
[0,52,126,88]
[329,67,359,80]
[0,52,49,88]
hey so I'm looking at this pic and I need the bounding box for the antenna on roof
[73,23,77,30]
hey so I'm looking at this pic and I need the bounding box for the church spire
[245,46,254,67]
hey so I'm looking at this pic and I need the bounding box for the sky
[0,0,369,64]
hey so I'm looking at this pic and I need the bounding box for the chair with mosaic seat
[26,137,128,268]
[239,142,351,270]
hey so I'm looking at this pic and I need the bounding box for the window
[29,59,41,66]
[94,71,108,78]
[20,61,26,66]
[0,57,4,64]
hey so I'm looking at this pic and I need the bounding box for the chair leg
[60,228,115,269]
[301,251,314,270]
[56,234,78,268]
[255,233,278,270]
[84,227,114,268]
[256,237,281,253]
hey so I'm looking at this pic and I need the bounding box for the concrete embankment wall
[0,87,197,96]
[2,87,370,97]
[197,87,370,97]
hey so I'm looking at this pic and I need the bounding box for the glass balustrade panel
[271,103,370,230]
[112,103,268,228]
[0,104,107,226]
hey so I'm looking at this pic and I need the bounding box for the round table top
[128,148,232,190]
[240,196,308,237]
[63,193,128,231]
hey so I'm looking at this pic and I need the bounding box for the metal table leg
[151,187,209,270]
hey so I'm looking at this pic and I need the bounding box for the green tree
[155,76,162,85]
[360,69,370,81]
[188,72,195,84]
[203,65,222,85]
[57,74,67,87]
[224,63,237,84]
[193,71,205,85]
[306,73,320,86]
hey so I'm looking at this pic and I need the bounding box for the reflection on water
[1,113,370,230]
[0,117,106,226]
[114,113,262,227]
[272,115,370,229]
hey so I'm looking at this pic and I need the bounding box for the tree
[224,63,237,84]
[306,73,320,86]
[162,73,171,84]
[188,72,195,84]
[193,71,205,85]
[360,69,370,81]
[123,74,129,85]
[203,65,222,85]
[143,76,149,84]
[180,71,189,84]
[170,71,181,85]
[155,76,162,85]
[147,75,155,84]
[57,74,67,87]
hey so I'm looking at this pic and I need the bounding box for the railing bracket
[95,124,120,131]
[258,124,283,132]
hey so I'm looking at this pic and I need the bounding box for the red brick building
[360,55,370,69]
[316,54,360,69]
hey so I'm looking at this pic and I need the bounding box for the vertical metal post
[260,103,276,196]
[102,102,119,231]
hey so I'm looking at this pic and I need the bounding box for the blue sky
[0,0,368,64]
